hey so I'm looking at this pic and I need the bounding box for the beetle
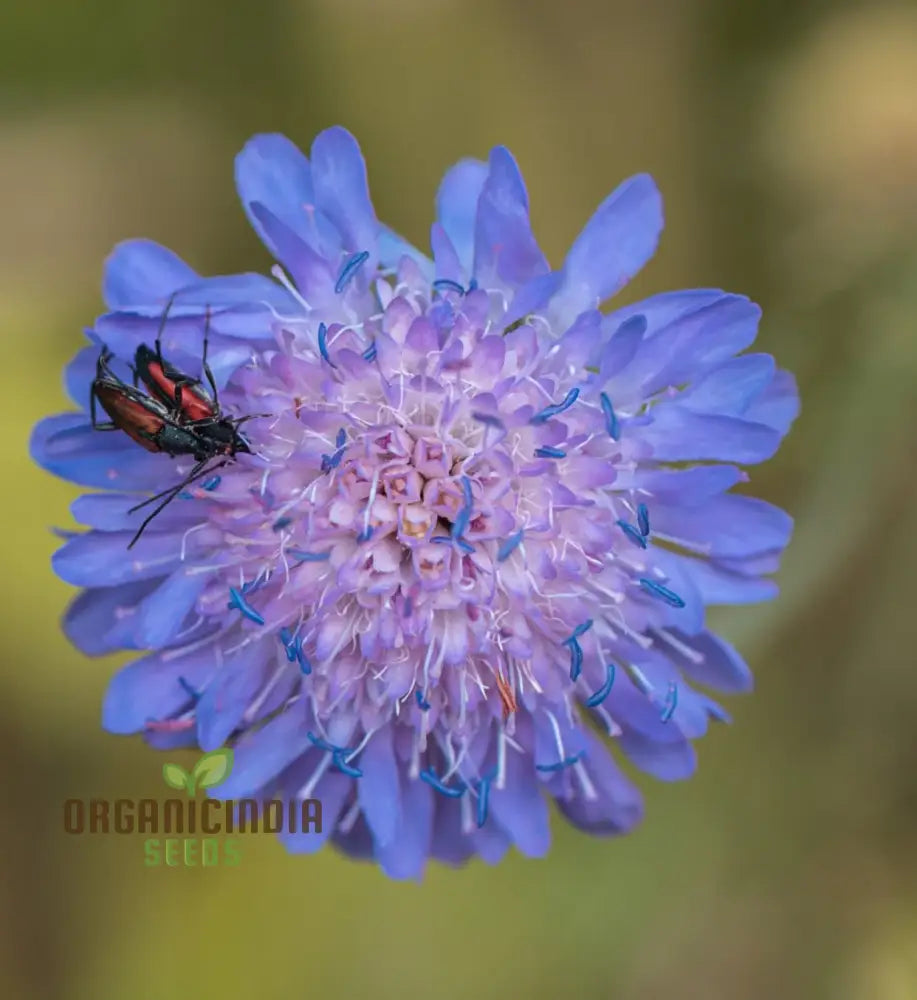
[90,347,244,548]
[132,302,256,459]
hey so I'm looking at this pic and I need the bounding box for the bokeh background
[3,0,916,997]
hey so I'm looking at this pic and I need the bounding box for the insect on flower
[90,325,255,548]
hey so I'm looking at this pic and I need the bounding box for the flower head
[32,128,798,878]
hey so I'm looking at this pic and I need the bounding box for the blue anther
[432,278,465,295]
[599,392,620,440]
[567,638,584,681]
[585,663,616,708]
[177,676,199,700]
[306,731,339,753]
[636,503,650,537]
[534,446,567,459]
[272,516,292,532]
[456,538,475,555]
[335,250,370,293]
[431,536,452,545]
[531,387,580,424]
[415,690,431,711]
[288,549,331,563]
[317,322,336,367]
[296,644,312,675]
[321,448,345,473]
[332,751,363,778]
[471,412,504,429]
[335,427,347,449]
[362,342,377,362]
[639,578,686,609]
[467,277,478,291]
[357,526,373,543]
[616,520,647,549]
[451,506,470,540]
[660,683,678,723]
[419,768,465,799]
[476,776,491,828]
[496,530,524,562]
[226,587,265,625]
[202,475,221,491]
[178,491,194,500]
[535,751,584,773]
[570,619,593,639]
[460,475,473,510]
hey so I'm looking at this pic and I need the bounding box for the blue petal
[53,530,182,586]
[473,146,548,288]
[64,345,100,411]
[250,201,337,306]
[684,556,780,605]
[235,133,339,260]
[331,812,375,860]
[597,313,647,380]
[607,288,726,333]
[681,354,776,416]
[357,727,401,849]
[212,708,313,798]
[63,580,159,655]
[554,731,643,835]
[744,369,799,435]
[503,271,563,328]
[102,645,216,733]
[471,820,512,866]
[533,709,588,767]
[377,772,434,880]
[640,297,762,396]
[551,174,663,325]
[650,495,793,558]
[430,222,463,285]
[133,571,209,648]
[70,493,198,533]
[103,239,199,309]
[278,768,351,854]
[196,647,267,752]
[488,744,551,857]
[31,414,166,490]
[551,309,602,369]
[378,226,433,277]
[310,126,377,256]
[657,628,753,693]
[604,668,686,744]
[435,158,488,276]
[618,731,697,781]
[648,550,706,634]
[627,464,744,503]
[610,296,760,405]
[642,406,782,464]
[430,797,476,866]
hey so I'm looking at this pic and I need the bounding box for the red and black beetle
[133,303,255,458]
[90,342,250,549]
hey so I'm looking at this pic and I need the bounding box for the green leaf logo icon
[191,748,234,792]
[162,762,192,794]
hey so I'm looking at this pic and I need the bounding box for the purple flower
[32,128,798,878]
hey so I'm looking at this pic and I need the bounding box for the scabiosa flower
[32,128,798,878]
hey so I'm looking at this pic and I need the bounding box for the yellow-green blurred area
[2,0,916,997]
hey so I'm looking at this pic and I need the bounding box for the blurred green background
[3,1,916,997]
